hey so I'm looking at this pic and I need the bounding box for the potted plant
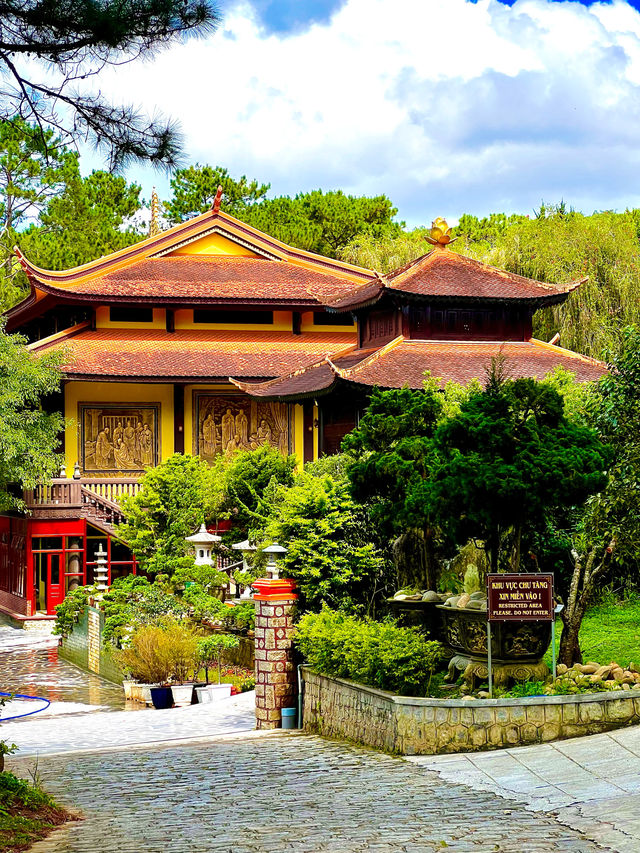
[114,625,175,708]
[196,634,240,702]
[164,623,199,707]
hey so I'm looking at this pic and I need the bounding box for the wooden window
[193,310,273,324]
[312,311,353,326]
[109,306,153,323]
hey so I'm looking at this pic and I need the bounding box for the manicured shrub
[295,607,446,696]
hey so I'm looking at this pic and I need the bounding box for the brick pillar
[253,579,297,730]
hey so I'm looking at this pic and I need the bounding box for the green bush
[295,607,446,696]
[114,622,199,684]
[52,584,95,637]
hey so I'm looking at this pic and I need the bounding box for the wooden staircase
[25,477,141,537]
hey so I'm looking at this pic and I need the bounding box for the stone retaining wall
[59,605,123,685]
[301,667,640,755]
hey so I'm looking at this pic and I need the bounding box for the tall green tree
[264,469,390,616]
[243,189,401,258]
[20,169,143,272]
[0,119,77,307]
[489,206,640,359]
[164,165,401,259]
[0,0,219,168]
[0,326,64,510]
[164,165,270,223]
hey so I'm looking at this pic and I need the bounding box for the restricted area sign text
[487,573,554,622]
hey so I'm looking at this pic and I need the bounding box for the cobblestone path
[0,624,125,712]
[14,734,602,853]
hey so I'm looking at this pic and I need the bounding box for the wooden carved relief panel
[80,404,159,475]
[193,393,289,462]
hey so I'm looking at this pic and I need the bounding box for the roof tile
[32,329,356,380]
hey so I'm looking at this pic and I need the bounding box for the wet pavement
[0,623,127,715]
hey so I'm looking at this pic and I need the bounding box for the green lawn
[546,597,640,667]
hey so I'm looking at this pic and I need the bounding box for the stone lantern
[231,539,257,599]
[94,545,109,595]
[261,542,287,581]
[185,523,221,566]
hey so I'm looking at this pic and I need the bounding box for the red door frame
[28,518,86,615]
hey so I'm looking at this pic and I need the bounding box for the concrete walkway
[408,725,640,853]
[0,690,256,756]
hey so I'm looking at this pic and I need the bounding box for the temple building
[0,206,605,621]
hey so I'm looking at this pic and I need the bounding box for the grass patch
[545,595,640,668]
[0,771,76,852]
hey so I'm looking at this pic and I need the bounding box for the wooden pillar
[253,578,298,729]
[174,384,185,454]
[303,400,314,463]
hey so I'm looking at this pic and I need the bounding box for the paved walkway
[1,690,256,756]
[409,726,640,853]
[12,734,602,853]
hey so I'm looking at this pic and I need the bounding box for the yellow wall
[95,306,166,330]
[63,382,174,475]
[170,233,259,257]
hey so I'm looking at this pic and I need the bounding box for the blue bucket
[281,707,297,729]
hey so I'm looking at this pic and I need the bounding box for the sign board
[487,573,554,622]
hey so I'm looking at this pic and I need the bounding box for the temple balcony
[24,477,142,535]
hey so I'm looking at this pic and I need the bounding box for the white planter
[130,683,159,705]
[171,684,195,707]
[207,683,232,701]
[195,686,212,704]
[122,680,135,701]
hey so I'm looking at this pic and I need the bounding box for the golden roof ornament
[426,217,456,246]
[149,187,160,237]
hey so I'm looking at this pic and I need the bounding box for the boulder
[457,593,471,608]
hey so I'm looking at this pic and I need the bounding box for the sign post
[486,573,555,696]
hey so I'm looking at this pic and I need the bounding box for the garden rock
[457,593,471,608]
[422,591,441,603]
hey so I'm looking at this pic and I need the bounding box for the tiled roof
[238,338,606,399]
[326,247,582,311]
[232,350,372,400]
[21,257,354,305]
[31,329,356,381]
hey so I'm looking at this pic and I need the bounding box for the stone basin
[436,605,551,688]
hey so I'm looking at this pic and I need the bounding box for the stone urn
[437,605,551,688]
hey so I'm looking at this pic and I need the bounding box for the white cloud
[89,0,640,224]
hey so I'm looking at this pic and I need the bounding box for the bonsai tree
[423,362,610,573]
[197,634,240,684]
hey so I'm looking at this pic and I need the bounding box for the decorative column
[253,545,297,729]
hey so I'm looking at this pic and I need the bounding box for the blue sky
[83,0,640,227]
